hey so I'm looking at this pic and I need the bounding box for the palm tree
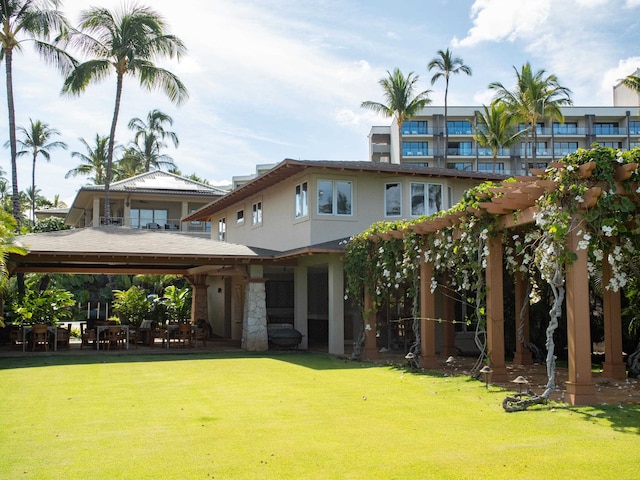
[121,132,177,173]
[128,109,179,172]
[62,5,188,223]
[0,0,73,226]
[361,68,432,163]
[488,62,572,172]
[619,73,640,93]
[473,102,524,172]
[112,150,145,180]
[428,48,472,162]
[66,134,116,185]
[14,119,67,222]
[50,194,66,209]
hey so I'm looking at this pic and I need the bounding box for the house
[184,159,507,355]
[64,170,227,232]
[369,105,640,174]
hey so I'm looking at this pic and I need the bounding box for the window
[402,120,428,135]
[130,208,168,229]
[598,141,622,148]
[594,123,618,135]
[402,141,428,156]
[317,180,352,216]
[384,182,402,217]
[521,142,548,156]
[447,162,472,171]
[236,209,244,224]
[218,218,226,241]
[477,163,505,173]
[295,182,308,219]
[446,121,472,134]
[630,121,640,135]
[447,141,472,156]
[410,183,442,216]
[252,201,262,225]
[553,122,578,134]
[554,142,578,156]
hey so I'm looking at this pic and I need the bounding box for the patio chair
[31,324,49,352]
[8,325,24,351]
[175,322,193,348]
[81,327,97,349]
[194,325,208,347]
[56,325,71,350]
[105,326,125,350]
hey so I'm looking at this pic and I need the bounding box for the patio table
[22,325,58,352]
[96,325,129,351]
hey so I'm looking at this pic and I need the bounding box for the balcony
[98,217,211,233]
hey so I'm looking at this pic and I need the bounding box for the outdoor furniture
[8,325,23,351]
[175,322,193,348]
[22,325,57,352]
[135,320,157,346]
[81,327,97,349]
[56,326,71,350]
[31,324,50,352]
[96,325,129,351]
[194,325,208,347]
[105,326,125,350]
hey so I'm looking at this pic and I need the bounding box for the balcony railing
[98,217,210,233]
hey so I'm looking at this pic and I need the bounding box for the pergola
[358,156,639,406]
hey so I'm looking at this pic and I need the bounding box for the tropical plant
[62,4,188,223]
[162,284,191,323]
[127,109,179,172]
[0,0,73,225]
[473,102,524,171]
[65,134,114,184]
[428,48,472,162]
[32,216,71,232]
[10,286,75,325]
[112,285,151,327]
[361,68,432,163]
[13,119,67,221]
[488,62,572,172]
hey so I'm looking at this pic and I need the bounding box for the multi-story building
[369,105,640,175]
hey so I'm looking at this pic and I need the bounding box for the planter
[268,327,303,349]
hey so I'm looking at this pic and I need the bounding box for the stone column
[186,274,208,324]
[565,227,596,405]
[513,271,533,365]
[327,258,344,355]
[601,250,627,380]
[294,266,308,350]
[420,257,438,369]
[242,265,268,351]
[486,236,508,382]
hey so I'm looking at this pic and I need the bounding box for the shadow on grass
[0,350,380,371]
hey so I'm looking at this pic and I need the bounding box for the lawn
[0,352,637,479]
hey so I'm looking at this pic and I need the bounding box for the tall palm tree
[14,119,67,222]
[112,150,145,180]
[62,5,188,223]
[0,0,73,226]
[361,68,432,163]
[128,109,179,172]
[65,134,115,185]
[489,62,572,172]
[121,131,177,173]
[473,102,524,172]
[428,48,472,162]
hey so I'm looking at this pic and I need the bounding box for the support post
[601,250,627,380]
[294,266,309,350]
[486,236,508,382]
[363,289,378,360]
[565,227,596,405]
[441,274,457,357]
[513,271,533,365]
[420,256,438,369]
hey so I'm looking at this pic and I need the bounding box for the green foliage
[112,286,151,327]
[9,287,75,325]
[163,284,192,322]
[31,216,71,232]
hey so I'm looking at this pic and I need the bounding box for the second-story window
[295,182,308,219]
[236,209,244,224]
[447,120,472,134]
[385,182,401,217]
[218,218,226,241]
[252,201,262,225]
[410,183,442,216]
[317,180,352,216]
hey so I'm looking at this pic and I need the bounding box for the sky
[2,0,640,205]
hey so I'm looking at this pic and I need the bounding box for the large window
[295,182,308,219]
[630,121,640,135]
[317,180,352,216]
[410,183,442,216]
[252,201,262,225]
[553,122,578,134]
[477,162,505,173]
[447,120,472,134]
[130,208,167,229]
[598,141,622,148]
[384,182,402,217]
[594,123,619,135]
[402,120,428,135]
[403,141,428,156]
[554,142,578,156]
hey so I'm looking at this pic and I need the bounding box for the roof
[11,227,280,275]
[77,170,228,196]
[184,159,508,221]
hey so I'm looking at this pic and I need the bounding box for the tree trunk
[105,73,125,224]
[4,49,20,226]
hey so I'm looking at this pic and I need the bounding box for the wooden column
[565,227,597,405]
[363,290,378,360]
[513,271,533,365]
[486,236,508,381]
[441,274,457,357]
[601,251,627,380]
[420,256,438,369]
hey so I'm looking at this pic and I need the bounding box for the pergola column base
[601,361,627,381]
[364,346,378,360]
[565,382,597,406]
[513,350,533,365]
[420,354,438,369]
[489,366,509,383]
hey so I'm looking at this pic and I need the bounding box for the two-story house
[184,159,506,355]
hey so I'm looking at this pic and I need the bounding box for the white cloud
[453,0,551,47]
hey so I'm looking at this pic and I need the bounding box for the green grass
[1,352,638,479]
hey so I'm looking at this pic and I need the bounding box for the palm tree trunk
[4,50,20,226]
[105,73,125,224]
[32,152,37,223]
